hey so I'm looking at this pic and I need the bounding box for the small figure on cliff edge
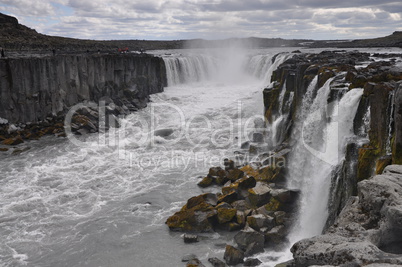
[52,49,56,56]
[1,48,5,58]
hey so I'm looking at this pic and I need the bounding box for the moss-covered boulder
[165,201,217,232]
[197,176,213,188]
[246,214,275,232]
[216,207,237,224]
[246,184,272,207]
[224,245,244,266]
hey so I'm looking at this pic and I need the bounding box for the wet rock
[218,191,238,204]
[186,193,218,209]
[241,141,250,149]
[2,135,23,145]
[11,146,30,155]
[223,245,244,266]
[231,200,252,211]
[184,234,199,243]
[246,214,275,232]
[244,241,265,257]
[234,226,265,252]
[186,258,206,267]
[226,168,244,182]
[252,132,264,143]
[197,176,214,188]
[208,257,226,267]
[216,202,232,209]
[246,184,272,207]
[264,225,287,246]
[182,254,198,262]
[244,258,262,266]
[236,210,246,226]
[237,176,257,189]
[166,195,218,232]
[153,128,174,137]
[274,211,286,225]
[216,207,237,224]
[224,159,235,170]
[249,143,269,154]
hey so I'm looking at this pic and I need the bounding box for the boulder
[244,241,265,257]
[290,165,402,266]
[246,214,275,232]
[184,234,199,243]
[264,225,287,246]
[218,191,238,204]
[223,159,235,170]
[166,201,217,232]
[244,258,262,266]
[246,185,272,207]
[234,226,265,252]
[186,258,206,267]
[237,176,257,189]
[216,208,237,224]
[208,257,226,267]
[197,176,214,188]
[231,200,252,211]
[226,168,244,182]
[186,193,218,209]
[223,245,244,266]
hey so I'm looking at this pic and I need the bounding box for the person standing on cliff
[1,48,4,58]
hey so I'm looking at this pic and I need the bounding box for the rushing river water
[0,48,296,267]
[1,47,400,267]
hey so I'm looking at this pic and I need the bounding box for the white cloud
[0,0,401,40]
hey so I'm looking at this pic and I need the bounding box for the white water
[260,79,363,265]
[0,48,297,267]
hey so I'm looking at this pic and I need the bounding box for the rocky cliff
[265,50,402,266]
[0,53,166,123]
[0,53,166,145]
[291,165,402,266]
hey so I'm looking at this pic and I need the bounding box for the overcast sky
[1,0,401,40]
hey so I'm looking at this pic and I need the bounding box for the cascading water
[163,54,219,85]
[257,75,364,265]
[246,53,294,83]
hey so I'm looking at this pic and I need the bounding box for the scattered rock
[208,257,226,267]
[184,234,199,243]
[243,258,262,266]
[234,226,265,253]
[186,258,206,267]
[197,176,214,188]
[2,136,23,145]
[223,245,244,266]
[182,254,198,262]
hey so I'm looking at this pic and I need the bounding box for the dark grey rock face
[291,165,402,267]
[0,53,166,124]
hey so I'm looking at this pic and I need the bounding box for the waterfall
[163,54,219,85]
[285,78,364,242]
[246,53,294,83]
[163,51,294,86]
[386,90,395,154]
